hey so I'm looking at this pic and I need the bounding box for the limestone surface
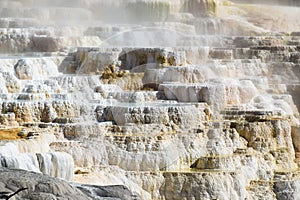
[0,0,300,200]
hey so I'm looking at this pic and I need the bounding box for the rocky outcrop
[0,167,140,200]
[0,33,102,54]
[160,171,300,200]
[0,0,300,200]
[0,167,90,200]
[99,103,207,126]
[183,0,219,17]
[0,101,83,124]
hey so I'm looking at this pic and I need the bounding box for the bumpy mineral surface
[0,0,300,199]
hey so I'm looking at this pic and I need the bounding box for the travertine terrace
[0,0,300,199]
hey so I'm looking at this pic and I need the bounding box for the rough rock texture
[0,167,140,200]
[0,0,300,200]
[0,167,90,200]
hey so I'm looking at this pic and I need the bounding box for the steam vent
[1,0,300,199]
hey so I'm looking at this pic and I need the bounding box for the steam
[230,0,300,6]
[0,0,299,31]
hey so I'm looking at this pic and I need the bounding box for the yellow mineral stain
[0,127,24,140]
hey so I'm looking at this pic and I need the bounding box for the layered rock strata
[0,0,300,199]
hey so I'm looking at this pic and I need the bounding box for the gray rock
[0,167,141,200]
[75,184,141,200]
[0,167,91,200]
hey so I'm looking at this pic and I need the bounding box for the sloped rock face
[0,167,140,200]
[0,167,90,200]
[0,0,300,200]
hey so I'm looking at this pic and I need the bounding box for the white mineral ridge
[0,0,299,199]
[0,134,74,181]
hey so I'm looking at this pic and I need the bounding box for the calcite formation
[0,0,300,199]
